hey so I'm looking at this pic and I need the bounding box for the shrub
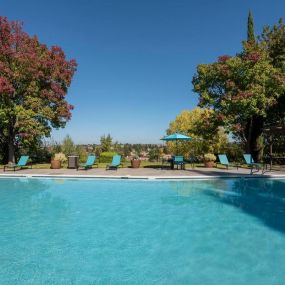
[204,153,216,162]
[99,152,117,163]
[75,146,89,163]
[53,152,67,163]
[29,147,52,163]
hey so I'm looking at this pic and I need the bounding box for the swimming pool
[0,177,285,284]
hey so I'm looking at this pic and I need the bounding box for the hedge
[99,152,118,163]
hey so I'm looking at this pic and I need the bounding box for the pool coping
[1,173,285,180]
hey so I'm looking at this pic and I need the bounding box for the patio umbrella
[161,133,192,155]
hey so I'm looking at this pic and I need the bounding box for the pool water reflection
[0,178,284,284]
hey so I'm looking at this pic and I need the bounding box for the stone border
[1,173,285,180]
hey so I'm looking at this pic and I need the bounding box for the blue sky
[2,0,285,143]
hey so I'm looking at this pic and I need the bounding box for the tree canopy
[167,108,229,156]
[192,17,285,161]
[0,16,77,162]
[100,134,113,152]
[62,135,75,156]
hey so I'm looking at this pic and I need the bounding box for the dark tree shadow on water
[203,178,285,234]
[159,178,285,233]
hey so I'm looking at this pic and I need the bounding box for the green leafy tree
[94,145,102,157]
[192,42,285,161]
[122,144,132,157]
[192,16,285,161]
[62,135,75,156]
[261,19,285,125]
[100,134,113,152]
[0,17,77,163]
[167,108,229,156]
[148,147,160,161]
[193,43,285,160]
[75,145,88,163]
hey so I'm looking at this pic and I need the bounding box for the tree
[192,15,285,161]
[192,43,285,161]
[62,135,75,156]
[148,147,160,161]
[0,17,77,162]
[167,108,229,156]
[75,145,88,163]
[100,134,113,152]
[261,19,285,125]
[247,11,255,43]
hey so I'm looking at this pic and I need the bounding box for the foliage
[132,155,140,160]
[225,142,245,162]
[148,147,160,161]
[62,135,75,156]
[100,134,113,152]
[93,145,102,157]
[204,153,216,162]
[75,145,89,163]
[49,140,62,156]
[99,151,117,163]
[261,19,285,126]
[53,152,67,163]
[0,16,77,163]
[192,37,285,161]
[167,108,229,156]
[247,11,255,43]
[25,140,51,163]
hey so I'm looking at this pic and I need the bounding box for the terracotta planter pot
[204,161,215,168]
[51,160,61,169]
[131,159,141,168]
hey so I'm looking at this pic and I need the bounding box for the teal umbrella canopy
[161,133,192,141]
[161,133,192,155]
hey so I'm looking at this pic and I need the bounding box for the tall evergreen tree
[247,11,255,42]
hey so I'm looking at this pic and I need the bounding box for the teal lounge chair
[106,155,122,170]
[217,154,239,170]
[77,155,98,170]
[173,156,185,170]
[4,155,31,171]
[243,154,263,174]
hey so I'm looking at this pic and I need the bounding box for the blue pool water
[0,178,285,284]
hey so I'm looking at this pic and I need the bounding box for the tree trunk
[245,118,253,153]
[245,116,264,162]
[8,125,15,163]
[0,141,8,164]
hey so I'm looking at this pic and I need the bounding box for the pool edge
[0,173,285,180]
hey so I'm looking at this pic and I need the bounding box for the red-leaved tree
[0,16,77,162]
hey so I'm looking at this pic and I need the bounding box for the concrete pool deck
[1,166,285,179]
